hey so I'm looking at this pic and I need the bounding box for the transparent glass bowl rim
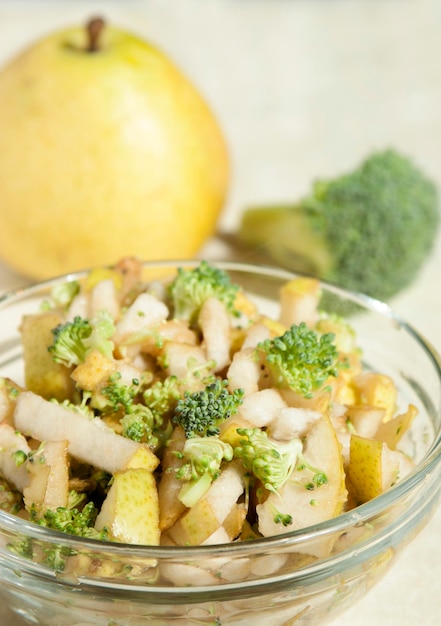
[0,258,440,562]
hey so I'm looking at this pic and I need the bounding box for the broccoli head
[168,260,240,325]
[48,310,115,368]
[239,149,439,301]
[234,427,302,493]
[176,435,234,482]
[258,322,341,397]
[173,378,244,438]
[175,435,234,508]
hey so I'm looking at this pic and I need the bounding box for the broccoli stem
[86,16,105,53]
[239,205,332,278]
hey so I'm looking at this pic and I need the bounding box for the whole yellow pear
[0,18,229,279]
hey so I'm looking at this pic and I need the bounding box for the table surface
[0,1,440,624]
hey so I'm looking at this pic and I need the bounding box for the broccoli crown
[48,280,80,310]
[48,310,115,368]
[240,149,439,301]
[176,436,234,481]
[143,376,181,422]
[31,500,105,539]
[173,379,244,438]
[258,322,341,397]
[82,309,115,359]
[168,260,240,325]
[234,428,302,493]
[48,315,92,367]
[303,149,439,300]
[120,404,155,443]
[102,372,139,412]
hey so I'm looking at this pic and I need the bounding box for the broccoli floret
[48,315,91,367]
[176,436,233,482]
[173,379,244,438]
[168,260,240,325]
[234,428,302,493]
[103,373,174,449]
[83,309,115,359]
[30,500,106,540]
[258,322,341,398]
[143,376,181,422]
[120,404,157,446]
[24,498,108,571]
[176,436,234,507]
[48,310,115,368]
[239,149,439,301]
[0,476,23,514]
[102,372,139,412]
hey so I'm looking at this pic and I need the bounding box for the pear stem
[86,17,105,52]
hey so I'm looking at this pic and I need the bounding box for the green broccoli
[258,322,342,397]
[48,310,115,367]
[239,149,439,301]
[176,436,234,507]
[21,497,108,571]
[176,436,233,482]
[103,373,177,448]
[101,372,140,412]
[233,427,302,493]
[0,476,23,514]
[173,379,244,438]
[168,260,240,325]
[143,376,181,422]
[30,499,106,540]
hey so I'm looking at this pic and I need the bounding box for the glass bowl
[0,260,440,626]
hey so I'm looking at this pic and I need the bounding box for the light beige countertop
[0,1,440,624]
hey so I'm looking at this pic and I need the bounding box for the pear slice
[95,468,159,546]
[256,414,346,556]
[348,434,402,504]
[375,404,418,450]
[14,391,159,474]
[23,439,69,515]
[279,277,321,328]
[345,405,386,439]
[20,311,77,401]
[167,461,245,546]
[353,372,397,421]
[0,422,32,492]
[157,426,187,531]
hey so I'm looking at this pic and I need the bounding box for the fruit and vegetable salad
[0,258,416,565]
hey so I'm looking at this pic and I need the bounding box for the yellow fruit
[0,17,229,279]
[95,468,160,545]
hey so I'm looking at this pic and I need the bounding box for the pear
[94,467,160,545]
[0,17,229,279]
[256,414,347,556]
[20,311,77,401]
[347,433,413,504]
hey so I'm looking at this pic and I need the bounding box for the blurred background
[0,1,440,624]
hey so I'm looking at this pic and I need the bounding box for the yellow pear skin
[95,468,160,545]
[0,18,229,279]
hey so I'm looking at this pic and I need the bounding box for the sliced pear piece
[157,426,187,531]
[23,439,69,515]
[95,468,160,545]
[14,391,158,473]
[348,434,403,504]
[0,422,32,492]
[345,405,386,439]
[257,414,346,555]
[375,404,418,450]
[353,372,397,421]
[0,378,23,426]
[279,277,321,328]
[167,461,245,546]
[20,311,77,401]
